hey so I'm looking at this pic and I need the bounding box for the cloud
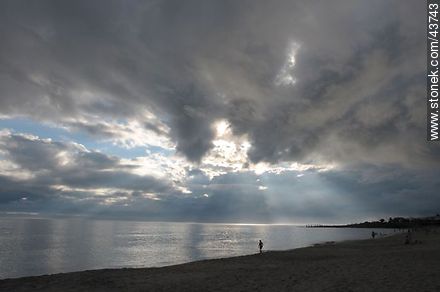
[0,1,438,222]
[0,131,173,204]
[0,0,434,167]
[0,130,438,223]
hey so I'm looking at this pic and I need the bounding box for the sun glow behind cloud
[195,119,336,180]
[275,41,300,86]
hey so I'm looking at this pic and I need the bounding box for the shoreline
[1,230,439,291]
[1,229,398,280]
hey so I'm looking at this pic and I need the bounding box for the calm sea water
[0,216,394,279]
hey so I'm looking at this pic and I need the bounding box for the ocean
[0,216,394,279]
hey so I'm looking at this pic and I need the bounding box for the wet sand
[1,229,439,291]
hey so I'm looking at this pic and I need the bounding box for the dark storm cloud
[0,0,433,165]
[0,0,228,161]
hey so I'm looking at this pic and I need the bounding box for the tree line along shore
[306,214,440,229]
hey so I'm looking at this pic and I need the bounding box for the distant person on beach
[371,231,376,239]
[405,229,412,244]
[258,240,263,253]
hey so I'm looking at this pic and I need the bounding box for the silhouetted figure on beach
[371,231,376,239]
[405,229,412,244]
[258,240,263,253]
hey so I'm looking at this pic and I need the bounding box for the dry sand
[1,229,440,292]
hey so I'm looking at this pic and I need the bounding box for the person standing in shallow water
[258,240,264,253]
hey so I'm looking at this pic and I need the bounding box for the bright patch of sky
[275,41,300,86]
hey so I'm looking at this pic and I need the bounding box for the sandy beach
[1,229,439,292]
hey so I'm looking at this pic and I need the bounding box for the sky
[0,0,438,224]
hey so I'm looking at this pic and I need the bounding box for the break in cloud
[0,0,438,223]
